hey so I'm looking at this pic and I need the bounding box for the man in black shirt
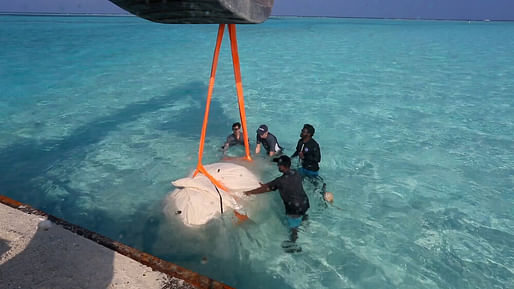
[244,155,309,250]
[255,124,282,156]
[291,124,321,177]
[223,122,245,151]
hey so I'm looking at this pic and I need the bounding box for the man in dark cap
[291,124,321,177]
[255,124,282,157]
[244,155,309,251]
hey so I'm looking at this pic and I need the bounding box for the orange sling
[193,24,252,193]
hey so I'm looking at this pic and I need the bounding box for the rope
[214,185,224,214]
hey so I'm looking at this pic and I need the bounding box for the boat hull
[109,0,274,24]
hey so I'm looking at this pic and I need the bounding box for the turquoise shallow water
[1,15,513,289]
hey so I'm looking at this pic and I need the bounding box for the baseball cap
[272,155,291,167]
[256,124,268,135]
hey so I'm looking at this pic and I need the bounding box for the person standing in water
[255,124,282,157]
[244,155,309,252]
[223,122,245,151]
[291,124,321,177]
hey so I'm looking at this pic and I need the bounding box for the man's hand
[244,183,267,196]
[299,151,304,159]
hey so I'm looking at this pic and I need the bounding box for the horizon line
[0,11,512,22]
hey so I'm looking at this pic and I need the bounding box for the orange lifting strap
[193,24,252,191]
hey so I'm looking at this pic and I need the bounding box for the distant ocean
[1,15,512,289]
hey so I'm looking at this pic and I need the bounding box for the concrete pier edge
[0,195,234,289]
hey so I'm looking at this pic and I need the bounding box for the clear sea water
[1,15,513,289]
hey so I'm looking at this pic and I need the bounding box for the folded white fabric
[164,162,261,226]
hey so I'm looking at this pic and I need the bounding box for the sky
[0,0,513,21]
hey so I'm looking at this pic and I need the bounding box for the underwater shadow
[156,93,232,139]
[0,81,232,205]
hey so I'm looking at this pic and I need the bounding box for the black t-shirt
[267,169,310,216]
[291,138,321,171]
[225,133,245,147]
[256,132,282,154]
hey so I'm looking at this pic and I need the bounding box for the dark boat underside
[109,0,274,24]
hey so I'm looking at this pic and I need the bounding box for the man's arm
[244,177,280,196]
[244,183,270,195]
[316,145,321,163]
[255,143,261,154]
[223,135,233,151]
[255,135,261,154]
[303,142,320,163]
[313,142,321,162]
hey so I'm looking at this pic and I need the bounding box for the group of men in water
[223,122,321,176]
[223,122,325,252]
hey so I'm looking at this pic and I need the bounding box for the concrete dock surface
[0,196,233,289]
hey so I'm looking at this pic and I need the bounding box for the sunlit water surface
[1,15,513,289]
